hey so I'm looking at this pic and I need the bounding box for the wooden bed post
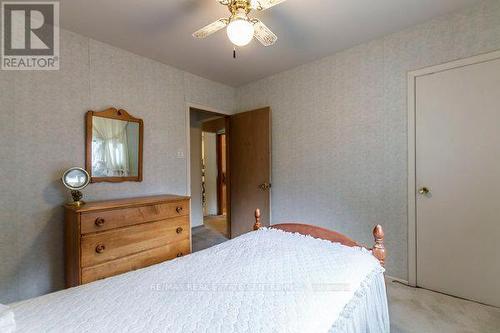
[253,208,261,230]
[371,225,385,266]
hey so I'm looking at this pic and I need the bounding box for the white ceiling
[59,0,481,87]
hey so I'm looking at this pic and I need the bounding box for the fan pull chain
[233,47,236,59]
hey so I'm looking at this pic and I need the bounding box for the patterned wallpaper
[0,30,236,303]
[237,0,500,280]
[1,0,499,303]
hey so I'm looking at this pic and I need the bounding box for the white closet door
[416,57,500,307]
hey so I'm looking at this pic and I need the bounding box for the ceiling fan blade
[193,19,228,38]
[251,0,287,11]
[253,19,277,46]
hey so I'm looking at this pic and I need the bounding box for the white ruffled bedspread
[11,228,389,332]
[0,303,16,333]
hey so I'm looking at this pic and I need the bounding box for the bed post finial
[253,208,261,230]
[372,225,385,266]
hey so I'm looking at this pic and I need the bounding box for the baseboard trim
[385,275,409,285]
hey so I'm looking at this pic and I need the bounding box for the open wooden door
[229,107,271,238]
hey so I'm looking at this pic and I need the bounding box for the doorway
[188,105,272,251]
[408,50,500,307]
[189,108,230,251]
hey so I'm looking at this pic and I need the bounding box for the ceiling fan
[193,0,287,47]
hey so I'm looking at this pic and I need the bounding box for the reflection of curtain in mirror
[92,117,130,176]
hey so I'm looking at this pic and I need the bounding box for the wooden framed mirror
[85,107,143,183]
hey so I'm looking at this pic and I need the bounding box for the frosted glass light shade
[226,18,254,46]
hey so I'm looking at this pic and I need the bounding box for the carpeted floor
[387,279,500,333]
[191,225,227,253]
[191,227,500,332]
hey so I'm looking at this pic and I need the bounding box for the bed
[6,209,389,332]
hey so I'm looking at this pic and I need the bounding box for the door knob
[258,183,271,191]
[418,187,430,195]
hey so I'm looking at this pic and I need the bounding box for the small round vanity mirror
[62,167,90,190]
[62,167,90,206]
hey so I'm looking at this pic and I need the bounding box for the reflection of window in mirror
[86,108,143,183]
[91,117,140,177]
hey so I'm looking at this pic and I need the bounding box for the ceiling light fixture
[226,11,254,46]
[193,0,286,49]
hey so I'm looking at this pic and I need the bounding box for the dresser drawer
[80,200,189,234]
[81,216,189,267]
[81,239,190,284]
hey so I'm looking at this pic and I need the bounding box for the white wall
[203,132,218,216]
[190,119,203,227]
[237,0,500,280]
[0,29,236,303]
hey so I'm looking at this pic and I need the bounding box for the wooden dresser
[64,195,190,287]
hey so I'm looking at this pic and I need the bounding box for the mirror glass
[62,167,90,190]
[91,116,140,178]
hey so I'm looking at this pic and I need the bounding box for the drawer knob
[176,252,183,257]
[95,244,106,254]
[95,218,105,227]
[176,227,183,234]
[176,206,183,214]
